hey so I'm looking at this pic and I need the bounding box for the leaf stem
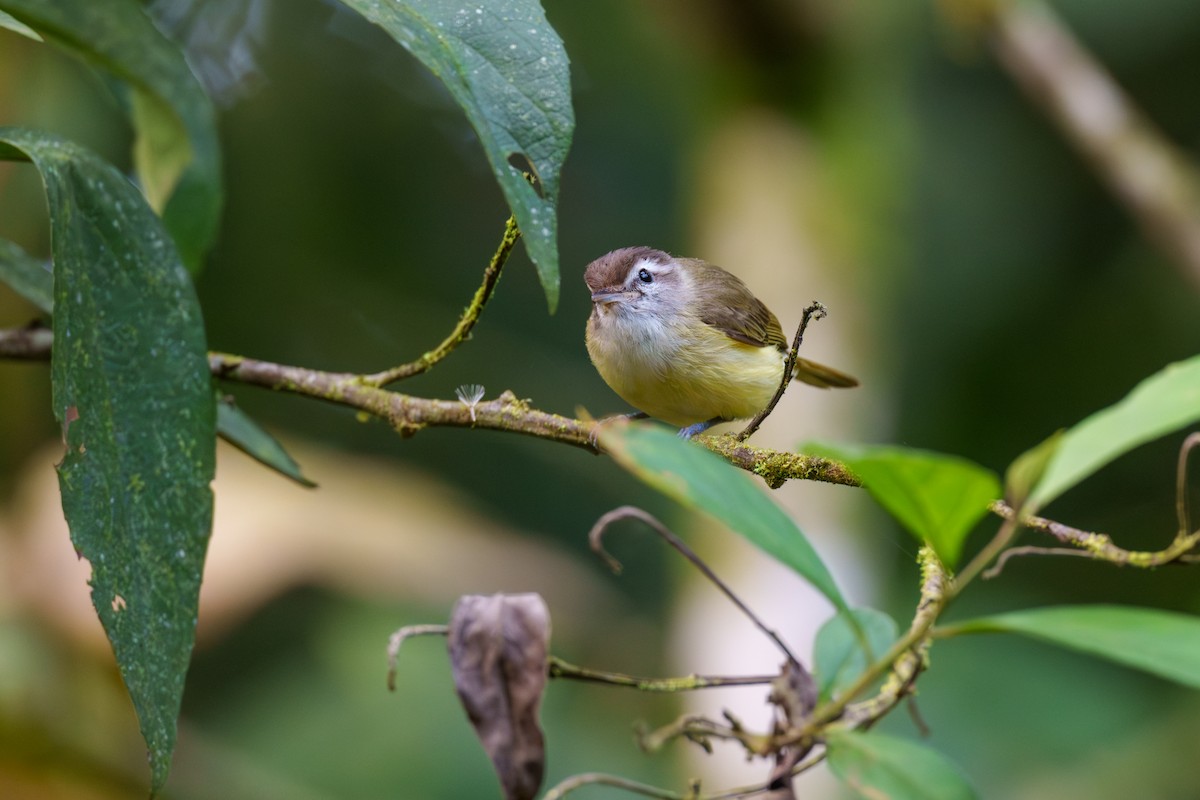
[362,215,520,387]
[588,506,802,667]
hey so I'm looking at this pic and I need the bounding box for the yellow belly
[586,316,784,426]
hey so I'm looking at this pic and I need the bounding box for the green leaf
[806,443,1000,569]
[0,8,41,39]
[1030,355,1200,508]
[337,0,573,311]
[826,730,977,800]
[217,395,316,488]
[814,608,898,702]
[0,127,216,794]
[0,0,222,270]
[948,605,1200,689]
[600,423,848,612]
[0,238,53,313]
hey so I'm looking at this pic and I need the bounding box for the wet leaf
[1,127,215,795]
[449,593,550,800]
[336,0,573,311]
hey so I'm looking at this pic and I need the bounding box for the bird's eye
[637,268,653,284]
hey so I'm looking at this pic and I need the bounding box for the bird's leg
[677,417,723,440]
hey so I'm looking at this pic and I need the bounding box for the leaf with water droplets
[0,127,215,795]
[336,0,573,311]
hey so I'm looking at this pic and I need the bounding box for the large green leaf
[337,0,573,311]
[948,605,1200,689]
[600,423,848,612]
[806,443,999,569]
[813,608,899,702]
[1030,355,1200,508]
[1,0,222,271]
[826,730,977,800]
[1,128,216,794]
[0,237,53,313]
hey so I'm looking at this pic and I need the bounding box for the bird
[584,246,857,438]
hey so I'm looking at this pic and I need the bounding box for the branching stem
[362,216,520,387]
[737,301,827,442]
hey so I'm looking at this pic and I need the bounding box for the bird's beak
[590,288,632,305]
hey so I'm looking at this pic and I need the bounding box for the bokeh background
[2,0,1200,797]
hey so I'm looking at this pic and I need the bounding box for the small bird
[584,247,858,438]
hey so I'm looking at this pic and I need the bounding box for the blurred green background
[2,0,1200,797]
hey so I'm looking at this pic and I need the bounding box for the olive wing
[686,259,788,350]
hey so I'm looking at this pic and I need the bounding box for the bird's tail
[792,357,859,389]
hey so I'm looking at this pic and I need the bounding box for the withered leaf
[448,593,550,800]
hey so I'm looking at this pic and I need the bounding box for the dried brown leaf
[448,593,550,800]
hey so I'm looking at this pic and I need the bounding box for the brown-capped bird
[585,247,857,438]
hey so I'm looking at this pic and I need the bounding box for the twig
[989,499,1200,568]
[542,772,691,800]
[385,623,449,691]
[1176,432,1200,535]
[543,751,828,800]
[588,506,802,667]
[362,215,520,387]
[833,546,949,731]
[637,713,771,756]
[0,325,865,486]
[738,302,828,442]
[983,545,1097,579]
[548,656,776,691]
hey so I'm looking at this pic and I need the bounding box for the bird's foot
[677,417,723,440]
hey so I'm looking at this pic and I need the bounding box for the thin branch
[588,506,802,667]
[983,545,1098,579]
[737,302,827,442]
[542,751,828,800]
[361,216,521,387]
[0,324,866,487]
[1177,432,1200,536]
[385,624,449,691]
[542,773,693,800]
[832,545,950,730]
[971,0,1200,290]
[990,499,1200,568]
[548,656,775,692]
[637,712,771,757]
